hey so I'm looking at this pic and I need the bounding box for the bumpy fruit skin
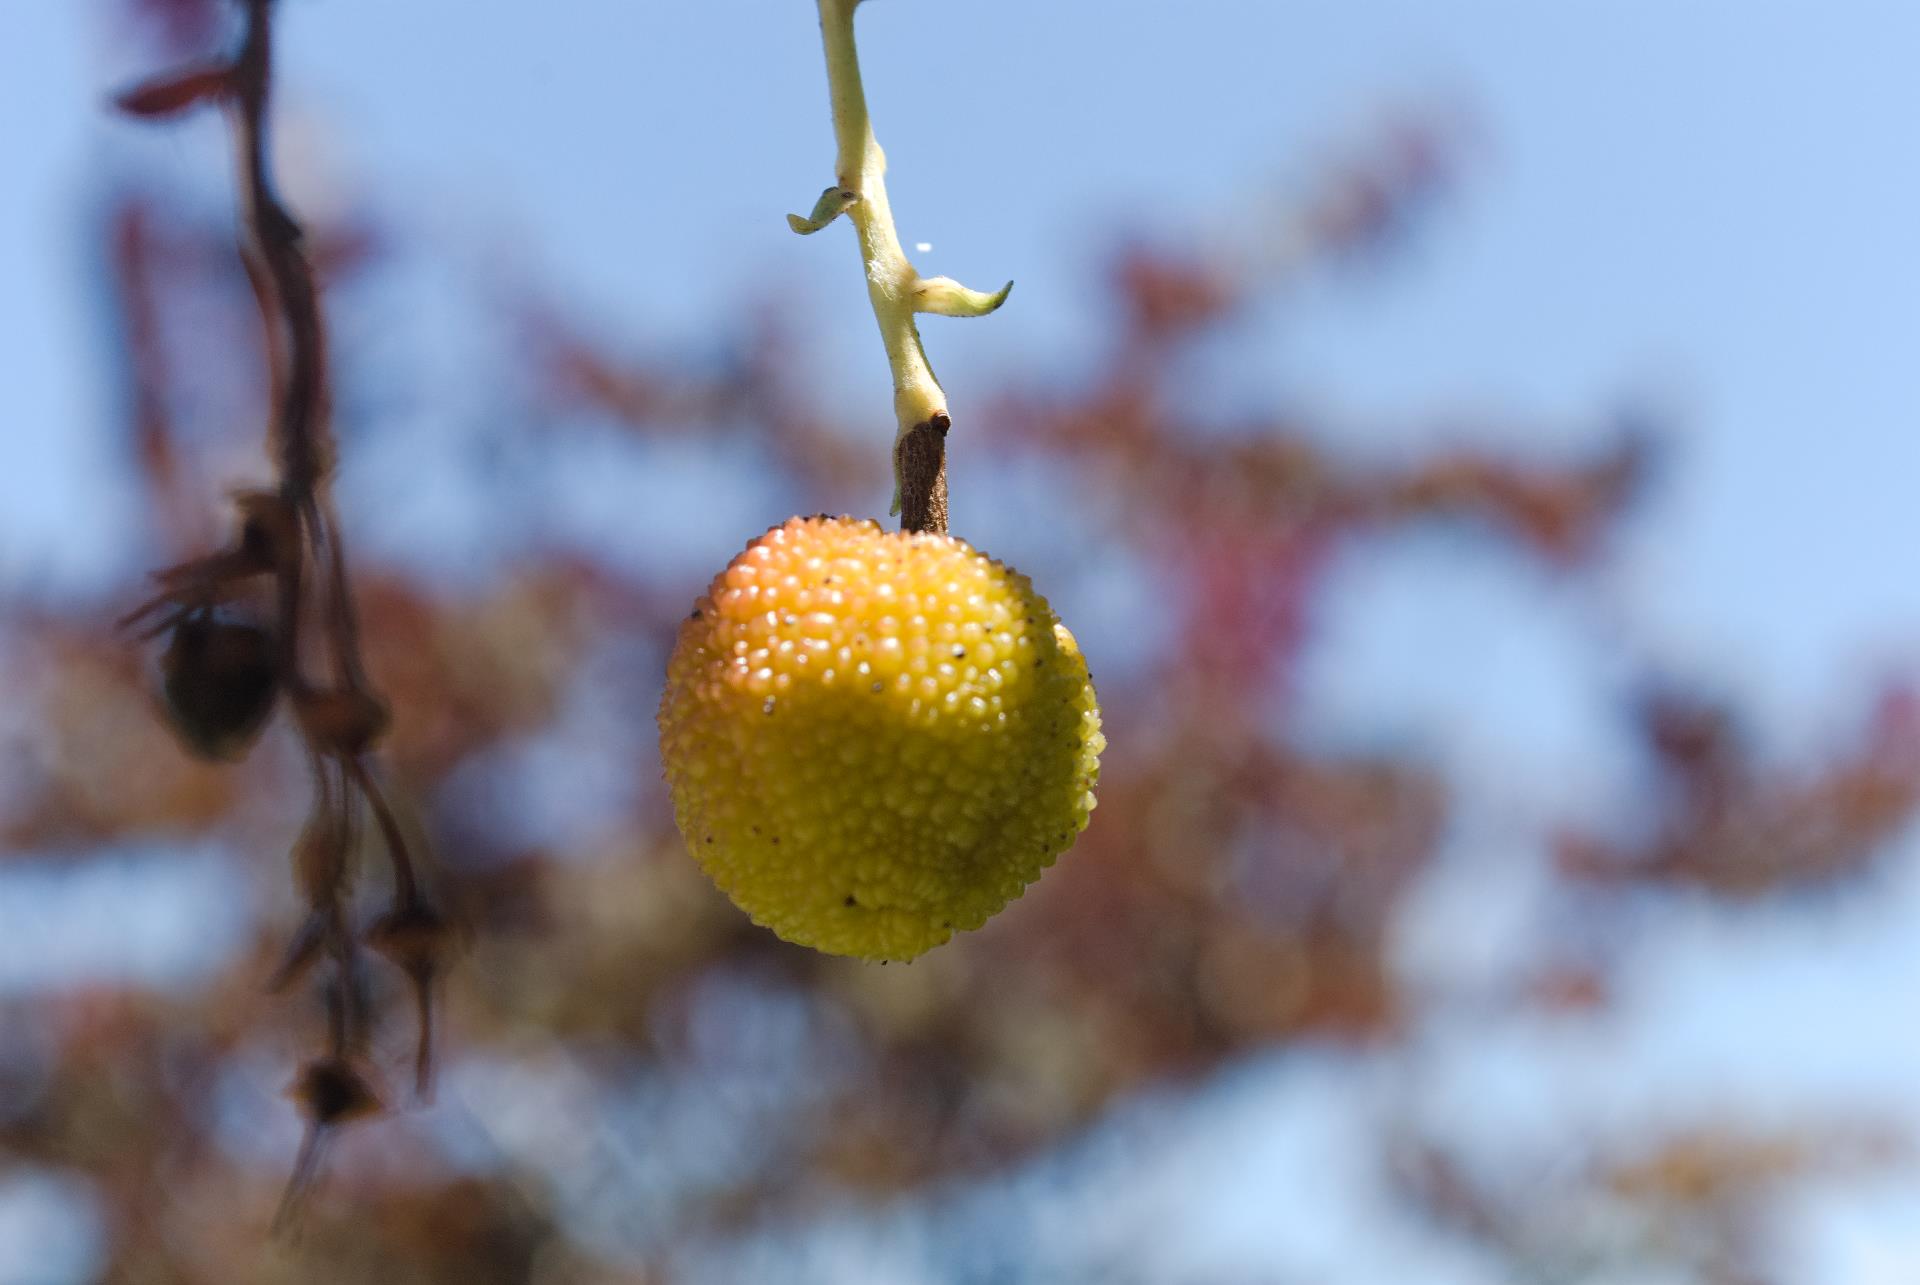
[658,516,1104,960]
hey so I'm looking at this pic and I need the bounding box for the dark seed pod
[160,613,280,760]
[288,1056,382,1129]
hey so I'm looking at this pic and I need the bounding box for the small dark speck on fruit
[871,681,884,693]
[844,894,857,907]
[690,608,703,620]
[771,837,780,846]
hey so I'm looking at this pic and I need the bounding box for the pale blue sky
[5,4,1920,1281]
[7,1,1920,739]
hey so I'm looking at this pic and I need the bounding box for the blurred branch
[1559,680,1920,894]
[229,0,327,506]
[112,0,448,1200]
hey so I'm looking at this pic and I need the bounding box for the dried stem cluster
[113,0,445,1220]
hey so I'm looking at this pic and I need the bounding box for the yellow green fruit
[658,515,1104,960]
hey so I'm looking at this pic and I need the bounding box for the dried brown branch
[114,0,446,1210]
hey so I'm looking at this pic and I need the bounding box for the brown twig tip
[896,413,950,536]
[368,900,452,1100]
[273,1054,384,1235]
[113,64,233,118]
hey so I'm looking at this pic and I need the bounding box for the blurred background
[5,1,1920,1281]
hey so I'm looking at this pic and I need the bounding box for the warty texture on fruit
[658,515,1104,961]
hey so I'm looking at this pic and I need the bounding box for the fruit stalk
[795,0,1012,533]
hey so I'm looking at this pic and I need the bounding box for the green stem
[816,0,946,509]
